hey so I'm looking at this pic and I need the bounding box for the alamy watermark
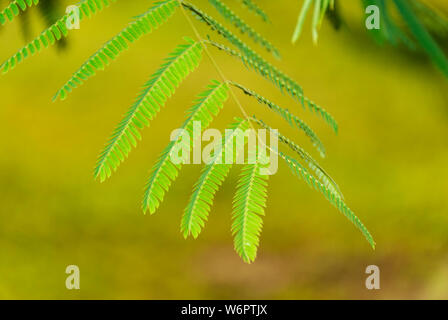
[66,5,80,30]
[168,121,279,175]
[365,265,380,290]
[65,265,80,290]
[365,5,380,30]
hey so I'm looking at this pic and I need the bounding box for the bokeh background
[0,0,447,299]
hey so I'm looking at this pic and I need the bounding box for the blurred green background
[0,0,447,299]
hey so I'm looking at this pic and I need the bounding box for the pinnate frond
[208,0,280,58]
[182,1,261,62]
[207,41,338,133]
[1,0,117,74]
[182,117,250,238]
[232,154,269,264]
[240,0,270,23]
[230,81,326,157]
[53,0,179,101]
[0,0,39,26]
[94,38,203,182]
[142,80,230,214]
[280,152,375,249]
[251,116,343,199]
[184,2,296,97]
[182,2,338,131]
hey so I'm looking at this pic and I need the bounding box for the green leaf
[230,81,327,157]
[54,0,180,101]
[94,38,203,182]
[142,80,230,214]
[363,0,415,49]
[240,0,270,23]
[280,152,375,249]
[232,154,270,263]
[1,0,117,75]
[182,118,250,238]
[208,0,280,58]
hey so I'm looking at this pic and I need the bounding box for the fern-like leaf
[250,115,343,199]
[207,41,338,133]
[142,80,230,214]
[183,0,287,99]
[208,0,280,59]
[232,154,269,264]
[0,0,39,26]
[280,152,375,248]
[94,38,203,182]
[1,0,117,74]
[182,1,263,63]
[230,81,326,157]
[37,0,69,50]
[53,0,179,101]
[240,0,270,23]
[183,2,339,130]
[182,117,250,238]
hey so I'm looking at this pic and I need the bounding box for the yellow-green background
[0,0,447,299]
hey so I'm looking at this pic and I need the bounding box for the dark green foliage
[181,118,249,240]
[229,81,328,157]
[292,0,448,77]
[232,154,269,263]
[280,152,375,248]
[54,0,180,101]
[206,41,338,133]
[240,0,270,23]
[393,0,448,77]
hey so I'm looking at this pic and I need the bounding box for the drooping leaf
[208,0,280,58]
[0,0,39,26]
[240,0,270,23]
[1,0,117,75]
[232,153,269,263]
[95,38,203,182]
[280,152,375,249]
[143,80,230,214]
[54,0,180,101]
[208,41,338,133]
[251,115,343,199]
[231,81,327,157]
[182,118,250,238]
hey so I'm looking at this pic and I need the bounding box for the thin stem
[178,0,253,126]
